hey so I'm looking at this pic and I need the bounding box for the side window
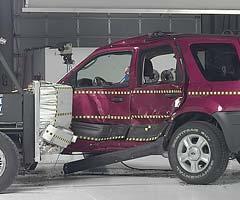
[140,45,180,85]
[191,43,240,81]
[76,52,132,88]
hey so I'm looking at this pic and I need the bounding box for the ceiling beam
[22,8,240,15]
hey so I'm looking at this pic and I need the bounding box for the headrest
[144,59,154,79]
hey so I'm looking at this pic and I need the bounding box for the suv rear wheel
[168,121,229,184]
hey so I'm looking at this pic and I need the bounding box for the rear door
[128,41,185,141]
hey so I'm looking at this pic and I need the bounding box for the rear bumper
[213,111,240,153]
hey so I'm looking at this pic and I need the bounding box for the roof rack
[222,29,240,35]
[148,31,166,39]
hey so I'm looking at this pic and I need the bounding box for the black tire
[168,121,229,184]
[0,132,20,192]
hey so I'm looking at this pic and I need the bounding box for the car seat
[161,68,176,82]
[144,59,154,83]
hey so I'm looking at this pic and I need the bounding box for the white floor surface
[3,155,240,200]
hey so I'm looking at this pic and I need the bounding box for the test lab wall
[0,0,239,90]
[0,0,14,92]
[24,48,96,84]
[45,48,96,82]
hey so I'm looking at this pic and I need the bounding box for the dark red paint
[59,33,240,153]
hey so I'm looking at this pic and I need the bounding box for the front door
[128,43,185,141]
[68,50,134,142]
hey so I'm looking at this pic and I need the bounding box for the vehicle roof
[98,32,240,50]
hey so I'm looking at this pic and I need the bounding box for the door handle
[111,96,124,103]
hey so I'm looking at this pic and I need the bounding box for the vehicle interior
[140,45,178,85]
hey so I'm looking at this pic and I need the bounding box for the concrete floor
[3,155,240,200]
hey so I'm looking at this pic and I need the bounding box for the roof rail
[148,31,166,39]
[222,29,240,35]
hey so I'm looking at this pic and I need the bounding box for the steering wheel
[92,77,108,86]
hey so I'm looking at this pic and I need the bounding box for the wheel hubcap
[188,147,201,161]
[177,134,211,174]
[0,149,6,176]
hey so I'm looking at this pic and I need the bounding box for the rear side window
[191,43,240,81]
[138,45,183,85]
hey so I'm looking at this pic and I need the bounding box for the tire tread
[168,121,229,184]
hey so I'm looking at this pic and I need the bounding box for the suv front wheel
[168,121,229,184]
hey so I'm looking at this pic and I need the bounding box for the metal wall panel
[14,13,201,51]
[0,0,14,92]
[48,19,76,37]
[12,0,202,86]
[16,18,46,35]
[78,19,108,36]
[141,18,170,34]
[78,38,109,47]
[172,18,198,33]
[111,19,139,36]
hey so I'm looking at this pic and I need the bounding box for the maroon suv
[60,32,240,184]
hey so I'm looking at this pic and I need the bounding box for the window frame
[137,44,183,86]
[72,50,134,89]
[190,43,240,82]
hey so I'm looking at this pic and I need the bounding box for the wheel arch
[164,111,226,150]
[167,120,229,184]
